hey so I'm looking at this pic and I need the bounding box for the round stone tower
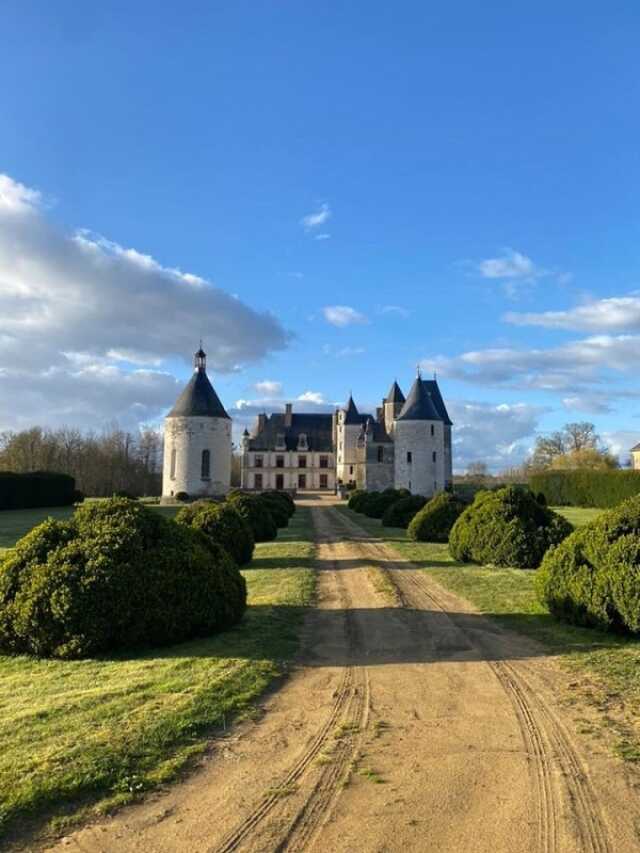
[393,372,444,496]
[162,346,231,500]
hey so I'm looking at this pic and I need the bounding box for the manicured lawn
[338,504,640,763]
[0,508,315,845]
[551,505,604,528]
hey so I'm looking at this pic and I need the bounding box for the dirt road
[49,498,639,853]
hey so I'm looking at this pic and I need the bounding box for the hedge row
[0,471,79,510]
[529,470,640,508]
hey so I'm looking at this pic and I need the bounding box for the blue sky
[1,1,640,469]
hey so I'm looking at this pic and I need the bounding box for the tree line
[0,425,163,497]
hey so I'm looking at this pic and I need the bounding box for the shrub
[176,500,254,566]
[408,493,466,542]
[536,496,640,633]
[382,495,427,528]
[0,498,247,659]
[227,493,277,542]
[365,489,410,519]
[529,470,640,509]
[175,491,189,502]
[257,494,289,529]
[263,490,296,518]
[0,471,76,511]
[113,489,135,499]
[449,486,573,569]
[73,490,85,504]
[348,490,367,511]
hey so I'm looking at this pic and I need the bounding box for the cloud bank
[0,174,290,430]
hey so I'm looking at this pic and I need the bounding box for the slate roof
[422,379,453,425]
[397,377,441,421]
[364,417,393,443]
[343,395,361,425]
[386,381,405,405]
[631,443,640,452]
[167,369,230,419]
[248,413,334,452]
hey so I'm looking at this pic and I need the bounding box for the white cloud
[254,380,283,396]
[448,400,545,472]
[301,202,331,231]
[421,334,640,392]
[297,390,325,404]
[504,296,640,333]
[0,173,290,431]
[562,395,612,415]
[378,305,410,318]
[314,233,331,241]
[322,305,368,327]
[478,249,539,280]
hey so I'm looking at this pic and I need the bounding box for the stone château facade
[241,374,453,496]
[162,347,231,500]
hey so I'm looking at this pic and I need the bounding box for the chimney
[285,402,293,428]
[257,413,267,431]
[376,407,384,422]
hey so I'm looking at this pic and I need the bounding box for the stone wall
[162,416,231,498]
[241,450,335,491]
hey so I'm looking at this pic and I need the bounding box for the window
[320,474,328,489]
[170,448,177,479]
[431,424,435,437]
[298,455,307,468]
[377,446,384,463]
[432,451,437,463]
[276,474,284,490]
[297,433,308,450]
[255,455,264,468]
[276,455,284,468]
[276,433,286,449]
[349,465,354,475]
[298,474,306,489]
[201,449,210,479]
[407,451,412,464]
[254,473,263,490]
[319,455,329,469]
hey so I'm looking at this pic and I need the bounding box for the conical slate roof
[397,377,441,421]
[386,380,405,404]
[343,395,361,425]
[422,379,453,425]
[168,369,230,419]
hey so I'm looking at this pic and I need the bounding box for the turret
[393,371,443,496]
[384,380,405,435]
[162,345,232,500]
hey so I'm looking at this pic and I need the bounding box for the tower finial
[194,342,207,372]
[416,363,422,379]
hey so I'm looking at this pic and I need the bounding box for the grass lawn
[337,504,640,764]
[0,507,315,845]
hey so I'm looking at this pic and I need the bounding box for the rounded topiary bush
[536,496,640,633]
[382,495,427,528]
[176,499,255,566]
[448,486,573,569]
[227,493,277,542]
[408,493,466,542]
[348,490,368,511]
[257,494,289,529]
[0,498,247,659]
[264,490,295,518]
[363,489,409,519]
[175,491,189,502]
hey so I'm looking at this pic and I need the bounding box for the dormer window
[297,433,308,450]
[276,432,286,449]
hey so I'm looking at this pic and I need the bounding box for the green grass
[551,505,604,528]
[338,504,640,763]
[0,508,315,844]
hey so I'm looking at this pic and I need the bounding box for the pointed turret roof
[343,395,361,425]
[422,379,453,425]
[386,380,405,405]
[167,347,230,419]
[396,376,441,422]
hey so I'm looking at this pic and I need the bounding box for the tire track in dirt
[211,507,369,853]
[332,507,612,853]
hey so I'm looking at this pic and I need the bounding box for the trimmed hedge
[362,489,409,519]
[529,470,640,509]
[536,496,640,633]
[408,493,466,542]
[0,471,77,510]
[0,498,247,658]
[227,493,277,542]
[347,490,368,511]
[449,486,573,569]
[382,495,427,528]
[263,490,296,518]
[176,500,255,566]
